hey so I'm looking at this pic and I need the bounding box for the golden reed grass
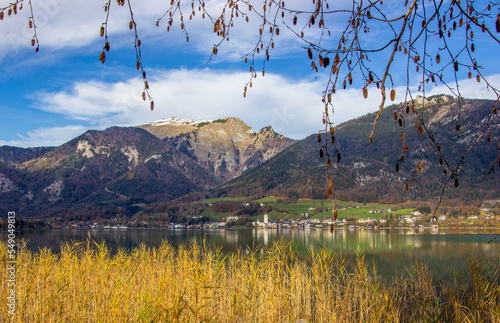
[1,239,499,322]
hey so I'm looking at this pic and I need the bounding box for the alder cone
[99,51,106,64]
[390,89,396,101]
[363,87,368,99]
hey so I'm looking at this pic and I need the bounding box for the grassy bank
[1,240,499,322]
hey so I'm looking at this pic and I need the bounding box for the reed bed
[1,239,499,322]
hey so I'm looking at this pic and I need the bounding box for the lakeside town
[9,198,498,231]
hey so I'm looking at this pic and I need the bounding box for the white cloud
[12,69,500,148]
[33,68,329,139]
[0,125,88,148]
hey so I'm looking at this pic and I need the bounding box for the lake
[3,228,500,279]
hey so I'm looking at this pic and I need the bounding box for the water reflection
[2,228,500,278]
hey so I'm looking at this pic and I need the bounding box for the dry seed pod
[31,38,35,46]
[319,149,324,158]
[476,75,480,82]
[390,89,396,101]
[100,26,105,37]
[317,133,322,143]
[330,223,334,233]
[330,127,334,135]
[293,15,297,25]
[136,61,140,70]
[150,101,154,111]
[104,42,110,51]
[363,87,368,99]
[142,92,146,101]
[394,111,398,120]
[129,21,133,30]
[307,48,313,59]
[213,47,218,55]
[99,51,106,64]
[322,57,331,69]
[29,20,32,28]
[436,54,440,64]
[334,210,338,221]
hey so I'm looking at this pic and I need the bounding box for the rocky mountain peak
[139,116,296,182]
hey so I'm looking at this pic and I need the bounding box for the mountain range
[0,95,499,217]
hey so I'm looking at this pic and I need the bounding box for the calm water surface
[3,228,500,278]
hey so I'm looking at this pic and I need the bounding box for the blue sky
[1,0,499,147]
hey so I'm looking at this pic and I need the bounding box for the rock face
[139,117,296,182]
